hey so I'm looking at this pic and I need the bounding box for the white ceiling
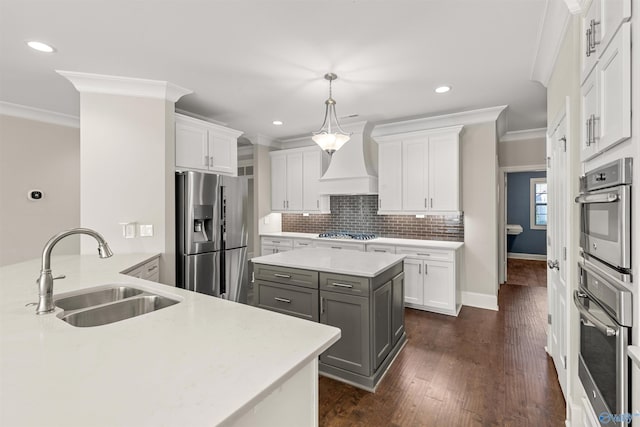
[0,0,548,142]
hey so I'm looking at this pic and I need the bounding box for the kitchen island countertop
[0,254,340,427]
[252,247,405,277]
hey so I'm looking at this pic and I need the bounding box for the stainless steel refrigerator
[176,171,249,303]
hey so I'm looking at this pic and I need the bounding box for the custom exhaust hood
[319,121,378,195]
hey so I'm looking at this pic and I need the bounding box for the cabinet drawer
[315,241,365,251]
[293,239,314,249]
[141,258,160,280]
[255,281,319,322]
[253,264,318,289]
[396,247,453,262]
[320,272,369,296]
[261,237,293,248]
[366,244,396,254]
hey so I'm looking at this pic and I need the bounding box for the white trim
[373,125,463,143]
[0,101,79,128]
[499,128,547,142]
[371,105,507,137]
[56,70,192,102]
[461,291,498,311]
[530,177,548,230]
[243,134,281,148]
[507,252,547,261]
[501,164,547,173]
[530,0,572,87]
[175,108,227,126]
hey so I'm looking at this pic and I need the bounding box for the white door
[302,150,322,212]
[403,258,423,305]
[271,154,287,211]
[208,131,237,176]
[402,137,428,211]
[547,114,568,398]
[580,69,598,161]
[423,260,453,312]
[285,152,304,211]
[175,121,209,171]
[428,133,459,211]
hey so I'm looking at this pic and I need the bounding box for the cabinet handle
[331,246,342,250]
[425,265,428,275]
[374,249,386,253]
[298,243,308,246]
[424,198,427,208]
[147,265,158,272]
[379,199,381,209]
[590,114,597,145]
[274,297,291,304]
[283,200,286,209]
[275,248,279,254]
[585,118,591,146]
[317,200,319,208]
[417,253,431,256]
[209,156,213,167]
[586,28,592,57]
[430,198,433,208]
[204,155,209,166]
[320,297,324,314]
[272,240,280,243]
[418,264,421,275]
[589,19,599,51]
[331,282,353,288]
[274,273,291,278]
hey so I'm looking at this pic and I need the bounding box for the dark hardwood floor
[505,259,548,287]
[318,284,566,426]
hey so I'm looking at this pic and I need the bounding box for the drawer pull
[417,253,432,256]
[374,249,386,253]
[298,243,308,246]
[274,273,291,279]
[274,297,291,303]
[147,265,158,272]
[331,246,342,250]
[272,240,280,243]
[331,282,353,288]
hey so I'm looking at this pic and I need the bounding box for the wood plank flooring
[318,284,566,426]
[505,259,548,287]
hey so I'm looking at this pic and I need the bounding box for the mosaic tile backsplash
[282,195,464,242]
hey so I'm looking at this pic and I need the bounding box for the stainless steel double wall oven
[574,158,632,426]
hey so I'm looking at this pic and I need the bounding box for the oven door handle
[573,291,617,337]
[574,193,619,204]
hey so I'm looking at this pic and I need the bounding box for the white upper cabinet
[270,146,330,213]
[579,22,631,161]
[377,141,402,212]
[175,113,243,176]
[580,0,630,84]
[375,125,462,215]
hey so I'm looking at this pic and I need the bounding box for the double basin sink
[54,284,180,327]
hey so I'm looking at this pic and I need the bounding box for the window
[530,178,547,229]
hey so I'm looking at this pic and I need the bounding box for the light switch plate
[119,222,137,239]
[139,224,153,237]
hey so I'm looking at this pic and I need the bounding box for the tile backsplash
[282,195,464,241]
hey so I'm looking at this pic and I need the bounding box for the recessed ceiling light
[435,85,451,94]
[26,41,56,53]
[272,120,283,126]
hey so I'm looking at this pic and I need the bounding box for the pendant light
[312,73,351,155]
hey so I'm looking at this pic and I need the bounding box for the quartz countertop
[0,254,340,427]
[260,232,464,250]
[251,247,405,277]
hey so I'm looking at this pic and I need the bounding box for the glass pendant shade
[312,73,351,155]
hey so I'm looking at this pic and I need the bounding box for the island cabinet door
[372,281,393,370]
[391,273,405,346]
[320,290,370,376]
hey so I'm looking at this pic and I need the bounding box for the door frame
[498,164,546,284]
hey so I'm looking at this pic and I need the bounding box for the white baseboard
[507,252,547,261]
[461,291,498,311]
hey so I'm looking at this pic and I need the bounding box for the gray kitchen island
[251,247,406,391]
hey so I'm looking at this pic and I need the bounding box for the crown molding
[0,101,79,128]
[499,128,547,143]
[56,70,192,102]
[243,134,281,148]
[371,105,507,138]
[175,108,227,126]
[530,0,573,87]
[237,146,254,157]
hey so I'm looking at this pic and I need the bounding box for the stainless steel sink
[54,284,180,328]
[55,286,144,311]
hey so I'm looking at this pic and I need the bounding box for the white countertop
[260,232,464,250]
[251,247,405,277]
[0,254,340,427]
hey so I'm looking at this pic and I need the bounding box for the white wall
[0,115,80,266]
[79,93,175,284]
[498,137,546,167]
[460,122,499,308]
[253,143,281,256]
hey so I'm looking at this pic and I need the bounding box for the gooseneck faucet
[36,228,113,314]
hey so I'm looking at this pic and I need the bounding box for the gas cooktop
[318,232,378,240]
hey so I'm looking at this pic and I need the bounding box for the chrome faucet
[36,228,113,314]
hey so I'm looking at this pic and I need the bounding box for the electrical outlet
[139,224,153,237]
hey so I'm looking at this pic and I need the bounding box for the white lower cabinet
[314,241,365,252]
[399,247,460,316]
[261,237,293,255]
[123,256,160,283]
